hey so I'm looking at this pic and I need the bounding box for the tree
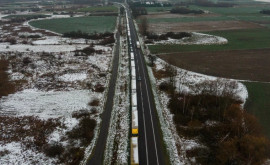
[148,54,156,67]
[139,17,148,36]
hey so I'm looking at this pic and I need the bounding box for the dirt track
[158,49,270,82]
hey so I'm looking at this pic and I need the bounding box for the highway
[125,5,167,165]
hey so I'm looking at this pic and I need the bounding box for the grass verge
[244,82,270,138]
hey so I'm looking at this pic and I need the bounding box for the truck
[130,137,139,165]
[136,41,140,48]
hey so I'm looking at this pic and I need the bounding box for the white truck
[136,41,140,48]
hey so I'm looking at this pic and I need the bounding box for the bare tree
[139,17,148,36]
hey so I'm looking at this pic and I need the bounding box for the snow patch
[0,89,93,119]
[59,73,87,82]
[0,142,58,165]
[149,32,228,45]
[0,43,88,52]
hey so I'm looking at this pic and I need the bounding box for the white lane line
[138,50,160,165]
[139,82,149,165]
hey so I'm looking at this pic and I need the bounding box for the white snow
[0,142,58,165]
[59,73,87,82]
[0,89,93,119]
[149,32,228,45]
[0,43,88,52]
[32,36,89,45]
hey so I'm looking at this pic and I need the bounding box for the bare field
[148,20,263,33]
[140,12,218,19]
[158,49,270,82]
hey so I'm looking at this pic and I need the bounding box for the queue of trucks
[126,10,140,165]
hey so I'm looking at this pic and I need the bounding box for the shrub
[0,150,10,157]
[44,143,64,157]
[72,110,91,119]
[5,37,17,45]
[81,46,95,55]
[159,82,171,92]
[63,31,114,40]
[260,9,270,15]
[60,147,85,165]
[89,99,100,106]
[22,57,32,65]
[94,83,105,92]
[67,117,96,146]
[99,36,115,45]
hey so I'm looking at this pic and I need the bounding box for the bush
[89,99,99,106]
[170,7,204,14]
[5,37,17,45]
[72,110,91,119]
[260,9,270,15]
[67,117,96,146]
[99,36,115,45]
[159,82,170,91]
[81,46,95,55]
[60,147,85,165]
[63,30,113,40]
[44,143,64,157]
[22,57,32,65]
[94,83,105,92]
[146,32,191,40]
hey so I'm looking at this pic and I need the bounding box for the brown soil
[148,20,264,33]
[140,12,219,19]
[158,49,270,82]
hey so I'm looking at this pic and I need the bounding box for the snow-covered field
[0,14,114,164]
[148,32,228,45]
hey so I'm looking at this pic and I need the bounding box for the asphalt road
[126,5,167,165]
[86,15,121,165]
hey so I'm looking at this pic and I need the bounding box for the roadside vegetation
[155,65,270,165]
[77,5,117,13]
[29,16,117,34]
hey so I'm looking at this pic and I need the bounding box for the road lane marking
[138,50,160,165]
[139,82,149,165]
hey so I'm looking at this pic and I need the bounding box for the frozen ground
[0,43,88,52]
[0,13,114,164]
[0,89,99,119]
[0,142,58,165]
